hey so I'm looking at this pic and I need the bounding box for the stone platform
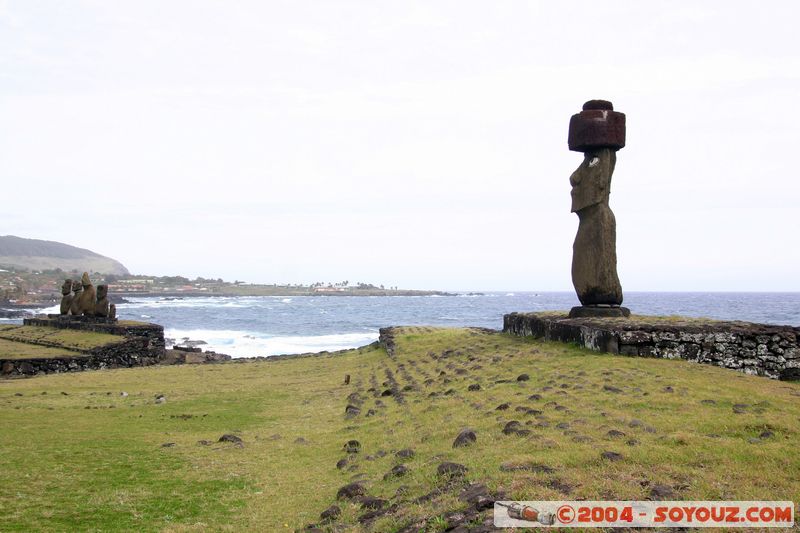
[1,316,166,377]
[503,312,799,380]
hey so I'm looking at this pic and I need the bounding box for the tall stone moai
[567,99,630,318]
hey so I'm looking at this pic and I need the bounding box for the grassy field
[1,327,798,531]
[0,337,81,359]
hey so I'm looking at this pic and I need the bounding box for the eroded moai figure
[59,279,74,315]
[68,279,84,315]
[567,100,630,318]
[72,272,98,316]
[94,284,110,317]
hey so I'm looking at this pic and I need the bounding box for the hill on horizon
[0,235,129,275]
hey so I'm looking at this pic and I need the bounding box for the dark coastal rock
[453,428,477,447]
[395,448,415,459]
[360,497,387,510]
[516,374,530,382]
[320,505,341,521]
[343,440,361,453]
[502,421,523,435]
[547,479,574,495]
[649,484,677,500]
[345,404,361,417]
[336,482,366,500]
[600,450,623,461]
[458,483,495,511]
[384,464,410,479]
[218,434,243,445]
[437,462,468,478]
[467,383,481,391]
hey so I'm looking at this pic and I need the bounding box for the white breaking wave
[164,328,378,359]
[31,304,59,314]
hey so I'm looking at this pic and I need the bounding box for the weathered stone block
[619,344,638,356]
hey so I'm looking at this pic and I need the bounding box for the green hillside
[0,235,129,275]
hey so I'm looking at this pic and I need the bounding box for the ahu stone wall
[503,312,800,380]
[1,316,165,377]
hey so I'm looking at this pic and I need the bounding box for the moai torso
[94,285,110,318]
[59,279,74,315]
[69,281,83,315]
[74,272,97,316]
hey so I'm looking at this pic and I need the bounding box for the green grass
[0,338,81,359]
[0,325,125,352]
[1,327,798,531]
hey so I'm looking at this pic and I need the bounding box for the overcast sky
[1,1,798,291]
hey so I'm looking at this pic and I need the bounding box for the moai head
[72,279,83,295]
[568,100,626,212]
[96,284,108,300]
[61,279,73,296]
[81,272,92,288]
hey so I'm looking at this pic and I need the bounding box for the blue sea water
[86,292,800,358]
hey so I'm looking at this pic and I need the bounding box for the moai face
[96,285,108,299]
[61,279,73,296]
[570,149,616,213]
[81,272,92,288]
[72,280,83,294]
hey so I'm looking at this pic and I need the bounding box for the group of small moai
[59,272,116,319]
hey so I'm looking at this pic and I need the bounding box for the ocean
[21,292,796,359]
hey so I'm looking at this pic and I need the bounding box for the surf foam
[164,328,378,358]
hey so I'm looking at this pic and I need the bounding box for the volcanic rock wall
[503,312,800,380]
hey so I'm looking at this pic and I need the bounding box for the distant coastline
[110,288,458,298]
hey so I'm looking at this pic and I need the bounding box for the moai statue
[59,279,74,315]
[567,100,630,318]
[68,279,84,315]
[73,272,98,317]
[109,303,117,320]
[94,284,110,318]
